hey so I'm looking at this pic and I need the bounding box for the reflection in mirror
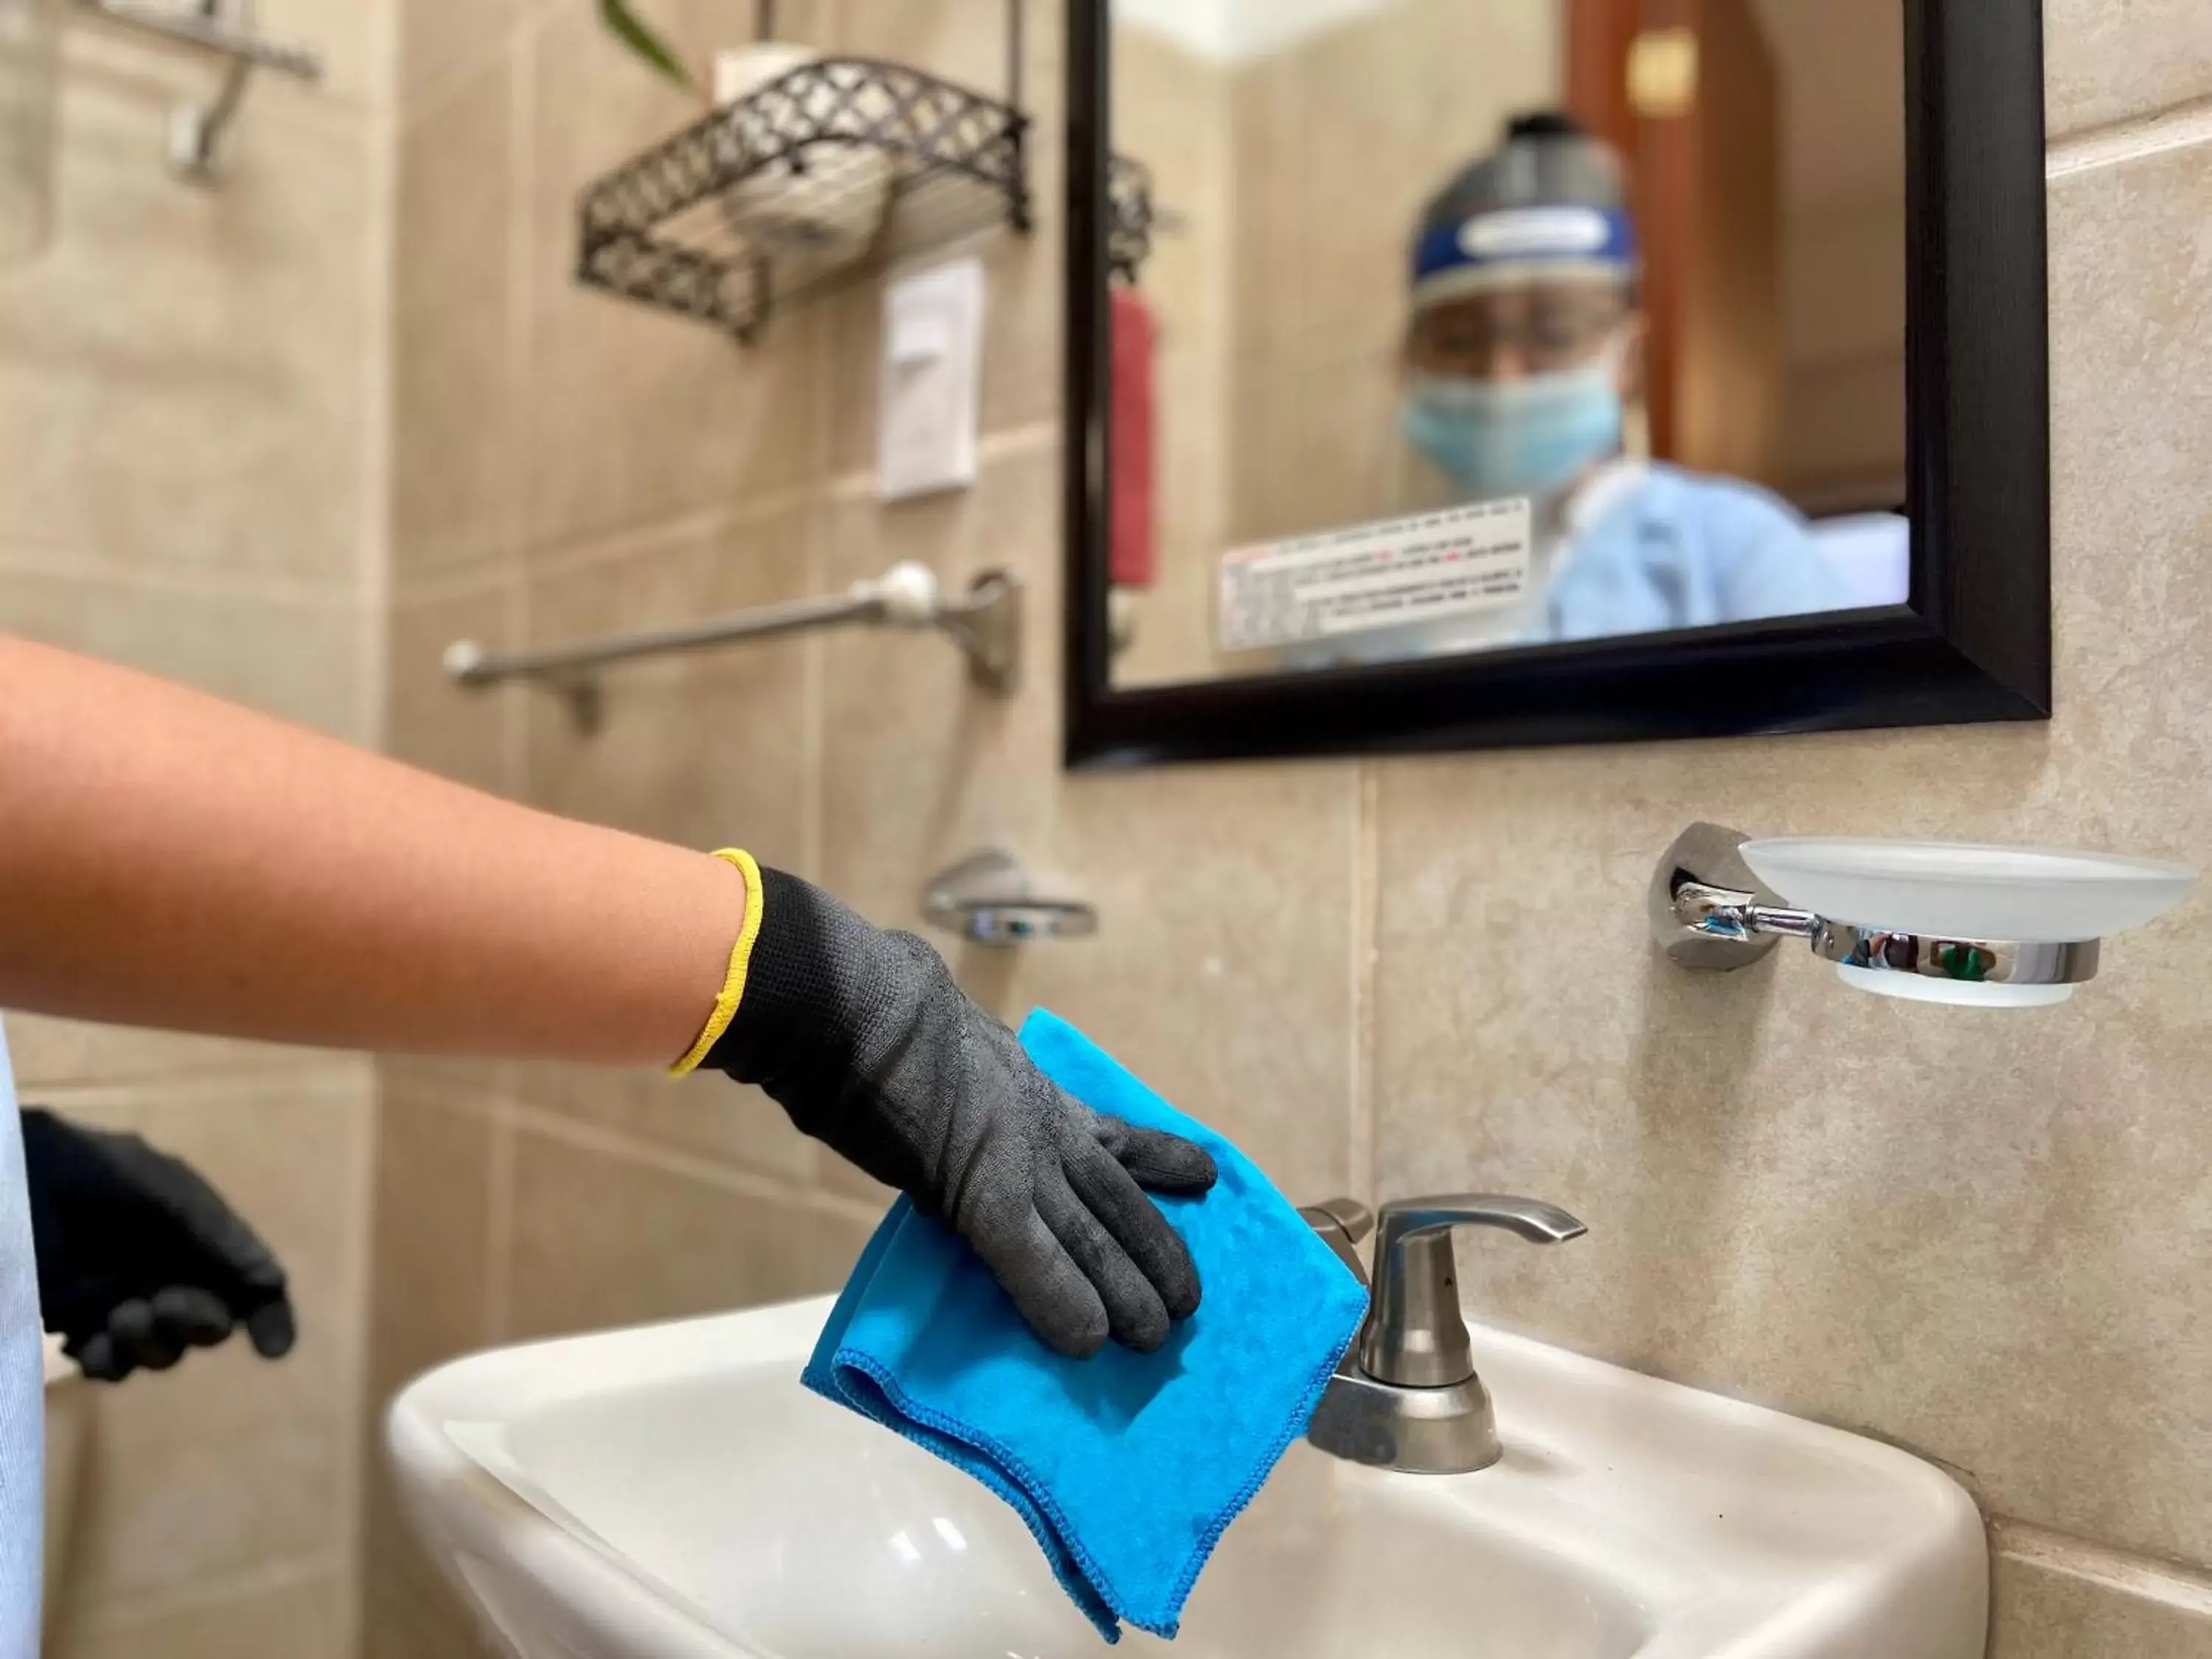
[1106,0,1908,691]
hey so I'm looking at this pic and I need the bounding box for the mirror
[1065,0,2050,766]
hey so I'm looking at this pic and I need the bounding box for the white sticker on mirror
[1216,498,1532,653]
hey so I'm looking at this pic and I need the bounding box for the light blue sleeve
[0,1023,42,1659]
[1544,470,1857,641]
[1708,487,1860,624]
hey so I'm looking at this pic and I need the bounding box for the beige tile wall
[370,2,874,1652]
[1,1,392,1654]
[1366,16,2212,1652]
[372,3,2212,1658]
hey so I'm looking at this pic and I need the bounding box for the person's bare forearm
[0,636,742,1067]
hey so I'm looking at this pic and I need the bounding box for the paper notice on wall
[1216,498,1532,653]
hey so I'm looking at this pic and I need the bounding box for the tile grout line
[518,486,827,582]
[801,532,828,884]
[350,0,406,1635]
[378,1068,513,1121]
[329,1061,383,1659]
[389,549,518,610]
[394,14,519,139]
[482,1085,519,1347]
[352,0,400,763]
[501,568,531,801]
[503,18,540,807]
[2048,92,2212,181]
[10,1051,364,1095]
[801,206,835,887]
[495,418,1061,591]
[503,11,539,596]
[63,1549,344,1634]
[1992,1517,2212,1615]
[504,1098,888,1228]
[824,418,1059,504]
[1350,762,1378,1203]
[29,1062,374,1111]
[0,541,364,608]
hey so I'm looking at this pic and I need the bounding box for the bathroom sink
[387,1298,1986,1659]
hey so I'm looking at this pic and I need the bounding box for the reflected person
[1398,113,1851,644]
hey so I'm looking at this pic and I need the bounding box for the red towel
[1110,285,1158,589]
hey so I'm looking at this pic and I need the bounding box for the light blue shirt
[0,1023,41,1659]
[1543,461,1857,641]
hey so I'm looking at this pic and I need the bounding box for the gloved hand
[21,1108,296,1384]
[698,860,1218,1360]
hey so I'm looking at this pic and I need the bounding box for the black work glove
[706,867,1218,1359]
[21,1108,296,1384]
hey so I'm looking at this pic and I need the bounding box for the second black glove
[22,1109,296,1384]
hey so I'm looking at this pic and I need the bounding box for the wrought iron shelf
[577,55,1038,344]
[1107,153,1156,285]
[575,58,1165,342]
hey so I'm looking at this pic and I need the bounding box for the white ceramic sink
[388,1297,1986,1659]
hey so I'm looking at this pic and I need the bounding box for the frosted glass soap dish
[1650,824,2195,1009]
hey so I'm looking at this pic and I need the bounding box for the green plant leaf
[598,0,698,93]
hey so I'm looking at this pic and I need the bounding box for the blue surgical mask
[1399,358,1625,501]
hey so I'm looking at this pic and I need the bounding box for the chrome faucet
[1300,1194,1587,1474]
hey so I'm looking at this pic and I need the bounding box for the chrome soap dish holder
[922,849,1096,947]
[1651,823,2196,1008]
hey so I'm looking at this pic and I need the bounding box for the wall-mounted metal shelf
[575,0,1164,341]
[577,50,1034,344]
[1107,154,1156,285]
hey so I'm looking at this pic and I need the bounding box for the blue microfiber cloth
[802,1010,1370,1643]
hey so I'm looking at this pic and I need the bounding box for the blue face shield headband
[1411,204,1638,305]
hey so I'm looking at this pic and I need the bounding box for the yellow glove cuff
[667,849,766,1078]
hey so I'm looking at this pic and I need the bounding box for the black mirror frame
[1062,0,2049,768]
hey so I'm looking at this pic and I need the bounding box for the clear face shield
[1398,191,1641,507]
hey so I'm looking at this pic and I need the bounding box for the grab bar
[75,0,322,180]
[445,563,1021,730]
[77,0,323,79]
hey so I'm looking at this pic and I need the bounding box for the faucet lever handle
[1298,1197,1375,1285]
[1363,1194,1588,1388]
[1375,1194,1587,1252]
